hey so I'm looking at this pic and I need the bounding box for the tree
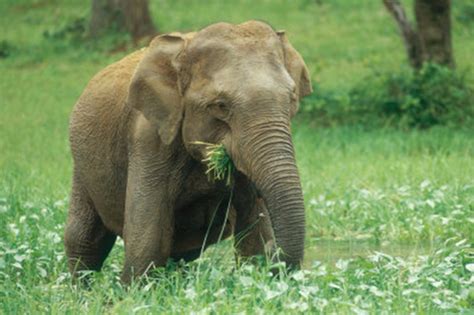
[89,0,156,42]
[383,0,454,69]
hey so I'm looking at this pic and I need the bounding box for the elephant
[65,20,312,283]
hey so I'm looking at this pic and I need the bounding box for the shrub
[300,85,353,126]
[352,63,473,128]
[301,64,474,128]
[43,17,87,42]
[0,40,16,59]
[41,15,131,55]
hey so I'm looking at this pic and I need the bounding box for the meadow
[1,0,473,313]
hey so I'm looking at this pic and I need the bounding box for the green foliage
[0,40,16,58]
[352,63,474,128]
[300,85,353,127]
[43,16,87,42]
[302,64,474,128]
[40,14,132,55]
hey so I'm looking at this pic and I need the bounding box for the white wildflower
[336,259,349,271]
[369,286,385,297]
[420,180,430,190]
[8,224,19,236]
[353,307,369,315]
[184,287,197,300]
[466,263,474,272]
[299,286,318,298]
[239,276,253,287]
[291,270,307,282]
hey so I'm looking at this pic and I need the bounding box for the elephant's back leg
[64,174,117,277]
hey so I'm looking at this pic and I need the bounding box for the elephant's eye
[207,101,230,120]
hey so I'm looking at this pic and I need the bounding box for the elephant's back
[69,49,144,154]
[69,49,145,235]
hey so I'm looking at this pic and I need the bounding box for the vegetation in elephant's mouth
[194,142,235,186]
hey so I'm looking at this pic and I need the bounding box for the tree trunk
[415,0,454,67]
[383,0,454,69]
[89,0,156,42]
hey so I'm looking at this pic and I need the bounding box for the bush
[301,64,474,128]
[0,40,16,59]
[353,63,473,128]
[43,17,87,42]
[41,15,131,55]
[300,85,352,126]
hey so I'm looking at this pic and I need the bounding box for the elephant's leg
[64,179,116,277]
[121,124,186,283]
[234,198,275,259]
[232,175,275,261]
[122,203,174,283]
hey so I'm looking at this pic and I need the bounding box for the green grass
[196,142,235,186]
[1,0,473,313]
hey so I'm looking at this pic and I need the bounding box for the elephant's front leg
[232,175,275,261]
[122,192,175,283]
[122,125,186,283]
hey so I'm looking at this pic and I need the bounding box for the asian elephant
[65,20,312,283]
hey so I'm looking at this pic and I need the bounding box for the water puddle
[304,240,434,266]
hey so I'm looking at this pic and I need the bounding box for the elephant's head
[128,21,312,268]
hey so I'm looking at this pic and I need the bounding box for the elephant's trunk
[235,117,305,267]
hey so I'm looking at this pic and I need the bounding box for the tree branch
[383,0,423,69]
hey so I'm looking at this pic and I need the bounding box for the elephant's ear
[277,30,313,117]
[128,33,189,145]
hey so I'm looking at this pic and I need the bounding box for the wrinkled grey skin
[65,20,312,283]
